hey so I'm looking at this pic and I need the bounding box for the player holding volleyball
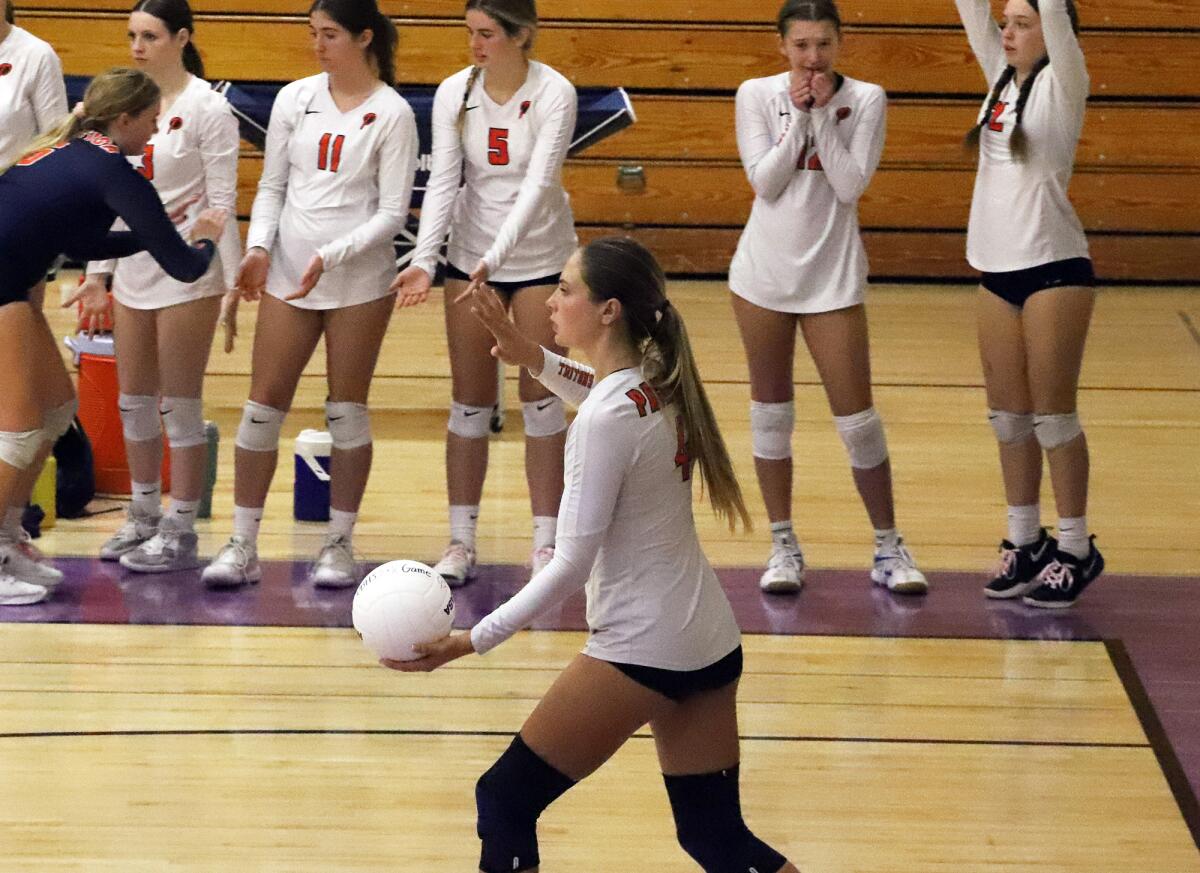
[0,68,225,604]
[73,0,241,574]
[730,0,926,595]
[956,0,1103,608]
[389,0,576,588]
[385,238,799,873]
[201,0,417,590]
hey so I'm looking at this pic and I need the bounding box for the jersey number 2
[488,128,510,165]
[988,101,1008,132]
[317,133,346,173]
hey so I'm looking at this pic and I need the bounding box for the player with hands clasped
[956,0,1103,608]
[390,0,577,588]
[730,0,926,596]
[0,68,225,604]
[77,0,242,574]
[201,0,418,590]
[384,238,800,873]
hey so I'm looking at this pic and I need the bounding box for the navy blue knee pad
[476,734,576,873]
[664,765,789,873]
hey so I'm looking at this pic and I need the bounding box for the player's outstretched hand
[62,275,112,339]
[219,290,239,353]
[380,632,475,673]
[390,265,432,308]
[467,285,544,373]
[234,247,269,302]
[286,254,324,301]
[190,207,227,245]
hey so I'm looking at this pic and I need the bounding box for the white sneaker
[309,534,359,588]
[530,545,555,579]
[871,539,928,594]
[760,543,806,593]
[433,540,477,588]
[119,516,200,574]
[100,504,161,561]
[0,560,49,606]
[201,536,262,589]
[0,531,63,588]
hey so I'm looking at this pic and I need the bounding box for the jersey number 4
[626,381,693,481]
[488,128,510,165]
[317,133,346,173]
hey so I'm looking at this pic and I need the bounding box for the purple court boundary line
[1,557,1198,852]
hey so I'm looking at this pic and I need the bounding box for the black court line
[1106,640,1200,852]
[0,727,1149,751]
[1180,311,1200,351]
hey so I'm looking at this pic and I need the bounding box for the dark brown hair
[309,0,398,86]
[777,0,841,35]
[579,237,751,531]
[132,0,204,78]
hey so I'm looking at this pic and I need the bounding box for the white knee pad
[521,397,566,438]
[750,400,794,461]
[834,406,889,470]
[119,393,161,443]
[0,429,44,470]
[235,400,286,452]
[1033,412,1082,450]
[160,396,206,449]
[326,400,371,450]
[448,401,491,439]
[987,409,1034,444]
[44,397,78,442]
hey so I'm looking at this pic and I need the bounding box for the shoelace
[442,542,473,564]
[768,548,803,571]
[1039,560,1074,591]
[220,539,255,570]
[992,547,1018,580]
[312,537,354,573]
[876,544,915,568]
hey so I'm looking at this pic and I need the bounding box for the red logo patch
[167,116,183,133]
[835,107,851,123]
[519,100,531,119]
[0,64,12,77]
[361,112,376,129]
[81,130,120,154]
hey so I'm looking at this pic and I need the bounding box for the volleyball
[352,560,455,661]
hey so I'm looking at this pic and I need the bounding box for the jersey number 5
[488,127,510,166]
[317,133,346,173]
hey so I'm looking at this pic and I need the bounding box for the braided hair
[963,0,1079,161]
[456,65,482,136]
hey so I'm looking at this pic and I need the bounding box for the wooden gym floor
[1,280,1197,870]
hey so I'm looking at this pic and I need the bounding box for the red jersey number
[317,132,346,173]
[487,127,510,166]
[674,414,692,482]
[15,142,68,167]
[797,139,823,172]
[987,100,1008,132]
[138,144,155,181]
[625,381,662,418]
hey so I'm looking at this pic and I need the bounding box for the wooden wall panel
[576,226,1200,281]
[593,97,1200,169]
[21,0,1200,29]
[21,14,1200,97]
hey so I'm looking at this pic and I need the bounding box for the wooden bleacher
[18,0,1200,280]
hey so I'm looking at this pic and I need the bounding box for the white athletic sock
[449,504,480,550]
[164,498,199,531]
[1007,504,1041,547]
[329,508,357,541]
[4,506,23,535]
[770,520,798,551]
[232,505,263,545]
[1057,516,1089,559]
[131,480,162,515]
[874,527,900,554]
[531,515,556,551]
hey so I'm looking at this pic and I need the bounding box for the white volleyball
[352,560,455,661]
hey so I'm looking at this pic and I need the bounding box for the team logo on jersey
[519,100,531,119]
[0,64,12,77]
[81,130,120,154]
[836,106,851,123]
[361,112,377,129]
[167,116,183,133]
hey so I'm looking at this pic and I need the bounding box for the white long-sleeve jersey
[409,62,577,283]
[957,0,1090,272]
[471,351,742,671]
[729,72,886,314]
[0,26,67,168]
[87,76,241,308]
[246,74,418,310]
